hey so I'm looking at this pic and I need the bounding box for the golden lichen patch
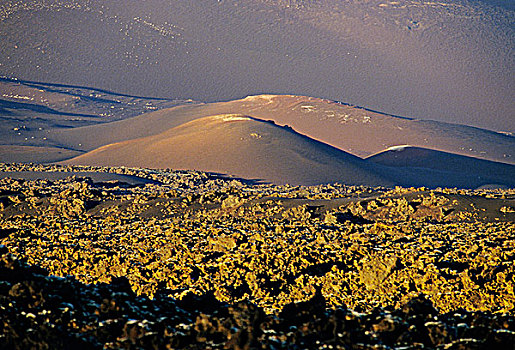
[0,163,514,315]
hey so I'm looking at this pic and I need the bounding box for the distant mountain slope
[46,104,206,152]
[2,79,513,188]
[0,145,81,164]
[0,78,194,163]
[0,77,192,122]
[367,146,515,189]
[0,0,513,131]
[63,114,394,186]
[48,95,515,165]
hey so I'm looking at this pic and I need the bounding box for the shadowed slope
[64,114,393,186]
[368,146,515,189]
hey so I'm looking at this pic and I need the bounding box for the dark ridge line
[0,138,88,153]
[0,115,93,129]
[328,99,414,121]
[245,116,372,163]
[415,119,515,139]
[2,77,512,137]
[20,82,123,105]
[0,143,80,149]
[0,107,17,116]
[330,98,514,137]
[0,76,176,102]
[203,171,267,186]
[366,145,515,168]
[1,115,97,129]
[0,99,100,119]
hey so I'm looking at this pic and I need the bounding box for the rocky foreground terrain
[1,163,514,349]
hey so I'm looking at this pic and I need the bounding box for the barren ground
[1,164,514,348]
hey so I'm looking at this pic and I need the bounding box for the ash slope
[367,146,515,189]
[64,114,393,187]
[0,0,513,131]
[0,77,194,163]
[48,94,515,164]
[63,114,515,189]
